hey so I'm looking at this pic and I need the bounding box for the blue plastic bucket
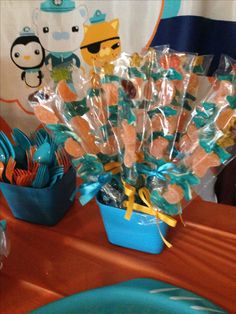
[96,196,169,254]
[0,167,76,226]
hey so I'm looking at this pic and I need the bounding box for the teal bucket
[96,196,169,254]
[0,167,76,226]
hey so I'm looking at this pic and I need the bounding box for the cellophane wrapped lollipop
[88,51,151,216]
[146,55,236,216]
[122,51,171,176]
[115,53,148,184]
[177,54,213,135]
[143,49,196,161]
[135,49,202,216]
[29,66,123,207]
[178,55,236,178]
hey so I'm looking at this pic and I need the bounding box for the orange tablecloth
[0,194,236,314]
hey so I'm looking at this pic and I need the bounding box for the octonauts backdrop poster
[1,0,159,135]
[1,0,236,204]
[1,0,236,136]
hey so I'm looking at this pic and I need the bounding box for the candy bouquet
[29,48,236,253]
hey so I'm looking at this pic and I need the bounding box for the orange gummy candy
[187,73,199,95]
[185,146,221,177]
[121,120,136,168]
[70,115,90,133]
[151,114,177,135]
[34,106,59,124]
[179,124,198,153]
[166,115,178,134]
[144,78,155,100]
[216,108,236,131]
[99,136,118,155]
[151,114,162,132]
[64,137,85,158]
[162,184,184,204]
[178,111,191,133]
[57,80,78,102]
[169,54,182,71]
[102,83,118,105]
[70,116,100,155]
[150,137,169,159]
[160,54,182,72]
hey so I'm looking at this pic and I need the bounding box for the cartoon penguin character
[10,27,45,88]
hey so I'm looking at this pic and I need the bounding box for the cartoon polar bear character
[33,0,87,84]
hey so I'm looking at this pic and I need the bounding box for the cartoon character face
[33,6,87,52]
[10,36,45,69]
[80,19,121,67]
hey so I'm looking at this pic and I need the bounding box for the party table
[0,193,235,314]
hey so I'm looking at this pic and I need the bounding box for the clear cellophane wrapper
[175,55,236,206]
[137,48,198,217]
[177,54,214,134]
[146,54,236,218]
[29,65,123,207]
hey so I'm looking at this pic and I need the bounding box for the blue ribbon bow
[137,162,176,181]
[78,172,112,205]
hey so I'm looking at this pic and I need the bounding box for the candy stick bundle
[29,49,236,246]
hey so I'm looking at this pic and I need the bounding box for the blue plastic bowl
[0,167,76,226]
[96,196,169,254]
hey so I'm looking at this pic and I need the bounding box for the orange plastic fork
[13,168,37,186]
[55,148,71,173]
[5,157,16,184]
[0,161,4,181]
[26,146,37,171]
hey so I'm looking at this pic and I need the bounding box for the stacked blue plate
[31,278,226,314]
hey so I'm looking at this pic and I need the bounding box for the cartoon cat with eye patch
[33,0,87,85]
[80,10,121,68]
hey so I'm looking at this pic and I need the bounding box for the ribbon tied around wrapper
[122,180,177,248]
[78,172,112,205]
[137,162,176,180]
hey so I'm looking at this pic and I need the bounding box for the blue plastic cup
[96,195,169,254]
[0,167,76,226]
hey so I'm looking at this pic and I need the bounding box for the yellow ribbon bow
[137,188,177,248]
[123,183,177,248]
[122,180,136,220]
